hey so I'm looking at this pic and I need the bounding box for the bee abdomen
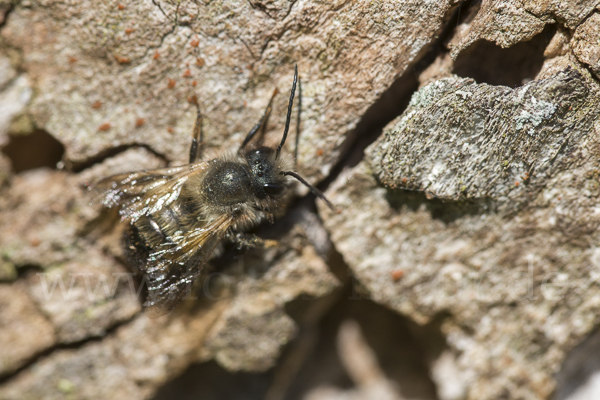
[133,199,202,249]
[123,223,151,273]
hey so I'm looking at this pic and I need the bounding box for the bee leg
[228,232,277,250]
[239,88,279,150]
[189,102,203,163]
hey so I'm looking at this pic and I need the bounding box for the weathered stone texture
[2,0,600,399]
[1,0,453,179]
[321,68,600,399]
[572,11,600,79]
[450,0,600,58]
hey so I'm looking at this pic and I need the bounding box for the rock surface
[2,0,600,399]
[320,67,600,399]
[572,10,600,79]
[1,0,455,179]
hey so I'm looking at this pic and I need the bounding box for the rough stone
[1,0,454,180]
[0,309,224,400]
[320,67,600,399]
[369,68,597,213]
[0,74,31,147]
[3,0,600,398]
[206,234,339,371]
[572,11,600,79]
[0,283,56,376]
[450,0,600,58]
[25,249,141,343]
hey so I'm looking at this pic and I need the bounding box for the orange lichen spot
[401,177,408,184]
[167,127,174,134]
[515,181,520,186]
[125,28,134,35]
[190,37,200,47]
[196,57,205,67]
[135,118,145,128]
[68,56,78,64]
[91,101,102,109]
[118,4,125,10]
[316,149,324,156]
[187,95,198,105]
[182,69,192,78]
[390,269,404,282]
[167,78,176,88]
[191,80,197,87]
[115,55,131,64]
[98,123,111,132]
[153,51,160,60]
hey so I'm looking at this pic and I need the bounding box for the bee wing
[91,162,209,221]
[143,212,236,317]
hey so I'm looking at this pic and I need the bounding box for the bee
[93,66,334,316]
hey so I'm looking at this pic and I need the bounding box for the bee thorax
[201,161,252,206]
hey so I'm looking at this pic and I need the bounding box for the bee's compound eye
[264,183,286,197]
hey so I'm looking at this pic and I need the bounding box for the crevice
[0,1,14,30]
[136,22,178,65]
[577,7,599,27]
[246,0,276,19]
[152,360,274,400]
[452,0,481,28]
[68,143,169,173]
[383,188,496,225]
[13,263,45,279]
[453,24,556,87]
[0,310,140,385]
[246,0,298,21]
[554,323,600,400]
[441,0,481,47]
[282,0,298,21]
[1,129,65,173]
[282,282,441,400]
[151,0,176,24]
[583,63,600,85]
[136,0,191,64]
[238,36,258,61]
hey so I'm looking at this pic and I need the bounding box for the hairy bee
[93,66,333,316]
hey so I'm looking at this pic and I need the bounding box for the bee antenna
[294,77,301,169]
[276,64,298,160]
[282,171,336,211]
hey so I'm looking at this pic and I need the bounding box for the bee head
[244,146,287,200]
